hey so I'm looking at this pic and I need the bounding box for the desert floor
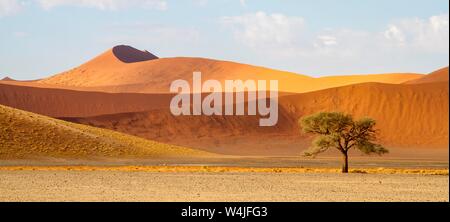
[0,170,448,202]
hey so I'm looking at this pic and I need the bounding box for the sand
[1,80,448,156]
[280,82,450,149]
[61,82,449,155]
[0,104,210,159]
[0,170,447,202]
[36,45,423,93]
[0,83,174,117]
[405,67,448,84]
[0,45,447,203]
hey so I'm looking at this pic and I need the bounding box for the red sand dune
[404,67,449,84]
[36,45,423,93]
[0,83,172,117]
[57,82,448,155]
[281,82,449,149]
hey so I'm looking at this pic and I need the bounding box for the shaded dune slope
[112,45,158,63]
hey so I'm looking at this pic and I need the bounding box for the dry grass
[0,166,447,175]
[0,104,210,159]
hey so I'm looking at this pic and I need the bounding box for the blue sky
[0,0,449,80]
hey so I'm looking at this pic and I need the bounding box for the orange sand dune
[61,82,448,155]
[1,81,447,156]
[405,67,449,84]
[281,82,449,149]
[0,83,173,117]
[37,45,423,93]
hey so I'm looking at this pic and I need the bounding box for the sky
[0,0,449,80]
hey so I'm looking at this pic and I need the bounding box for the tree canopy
[299,112,388,173]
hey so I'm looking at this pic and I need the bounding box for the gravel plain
[0,170,448,202]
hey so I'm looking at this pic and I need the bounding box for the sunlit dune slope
[37,45,423,93]
[0,104,209,159]
[404,67,449,84]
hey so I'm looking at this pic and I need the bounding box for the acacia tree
[299,112,388,173]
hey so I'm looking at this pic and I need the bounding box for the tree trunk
[342,152,349,173]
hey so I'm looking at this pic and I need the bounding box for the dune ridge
[36,46,423,93]
[1,77,15,81]
[405,67,449,84]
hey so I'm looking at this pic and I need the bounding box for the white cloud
[316,35,338,46]
[384,25,405,45]
[221,11,304,48]
[36,0,168,11]
[220,11,448,75]
[383,14,449,53]
[0,0,24,17]
[222,11,449,56]
[430,14,449,32]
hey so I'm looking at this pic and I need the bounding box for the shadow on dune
[112,45,158,63]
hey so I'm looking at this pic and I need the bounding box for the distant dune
[36,45,423,93]
[0,83,173,117]
[1,77,15,81]
[405,67,449,84]
[0,104,209,159]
